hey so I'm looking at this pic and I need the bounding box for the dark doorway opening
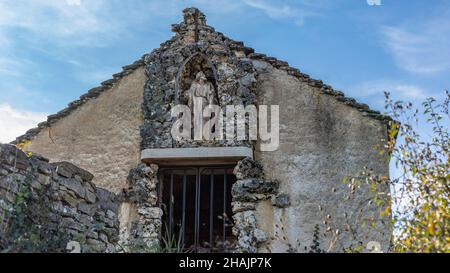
[159,166,236,252]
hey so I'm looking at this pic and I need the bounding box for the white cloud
[192,0,243,13]
[0,0,131,89]
[0,0,122,47]
[66,0,82,6]
[0,103,47,144]
[0,58,22,77]
[76,67,118,85]
[0,0,325,54]
[244,0,298,18]
[0,0,328,50]
[0,0,329,109]
[382,12,450,74]
[242,0,320,26]
[352,81,427,99]
[347,81,428,109]
[393,85,427,100]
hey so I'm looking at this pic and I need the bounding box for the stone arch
[174,52,220,106]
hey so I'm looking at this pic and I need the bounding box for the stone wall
[117,163,162,252]
[231,157,280,253]
[22,65,146,194]
[0,144,119,253]
[253,63,391,252]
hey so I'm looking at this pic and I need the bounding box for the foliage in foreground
[346,91,449,253]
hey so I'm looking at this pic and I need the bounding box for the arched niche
[175,52,220,106]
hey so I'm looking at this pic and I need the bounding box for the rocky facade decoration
[231,157,280,253]
[137,8,298,253]
[141,7,258,149]
[137,8,271,252]
[118,163,162,252]
[0,144,119,253]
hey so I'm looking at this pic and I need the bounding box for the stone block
[233,157,264,180]
[232,179,279,202]
[232,201,256,213]
[78,203,95,216]
[37,162,52,175]
[85,189,97,204]
[60,217,85,232]
[59,178,85,199]
[37,173,51,186]
[137,207,163,220]
[273,193,290,208]
[0,144,29,170]
[51,162,94,181]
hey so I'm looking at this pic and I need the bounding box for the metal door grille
[158,166,236,253]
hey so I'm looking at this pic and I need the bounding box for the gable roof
[215,35,393,123]
[12,58,145,145]
[13,7,393,145]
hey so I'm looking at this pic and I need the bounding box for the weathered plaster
[25,67,146,193]
[254,64,391,252]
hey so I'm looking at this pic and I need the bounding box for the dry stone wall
[0,144,120,253]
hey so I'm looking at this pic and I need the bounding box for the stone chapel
[0,8,393,253]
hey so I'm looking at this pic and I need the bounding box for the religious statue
[187,72,216,139]
[187,71,216,109]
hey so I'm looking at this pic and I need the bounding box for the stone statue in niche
[187,71,216,109]
[187,71,217,138]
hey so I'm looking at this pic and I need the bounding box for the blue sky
[0,0,449,143]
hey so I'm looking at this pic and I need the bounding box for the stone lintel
[141,147,253,166]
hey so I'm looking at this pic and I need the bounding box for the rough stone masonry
[0,144,119,253]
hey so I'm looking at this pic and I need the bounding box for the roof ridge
[220,36,393,123]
